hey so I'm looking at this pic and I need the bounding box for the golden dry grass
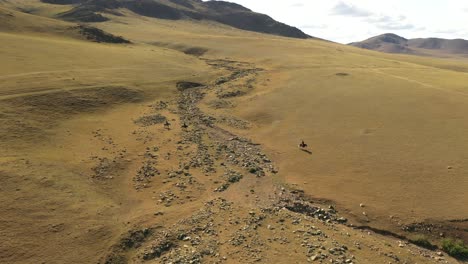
[1,1,467,263]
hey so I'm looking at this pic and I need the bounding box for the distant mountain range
[349,33,468,56]
[41,0,311,39]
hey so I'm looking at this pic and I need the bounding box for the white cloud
[300,24,328,30]
[331,1,372,17]
[289,3,304,8]
[204,0,468,43]
[366,15,416,31]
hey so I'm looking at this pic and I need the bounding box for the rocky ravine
[100,59,458,264]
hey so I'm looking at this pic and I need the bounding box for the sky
[208,0,468,43]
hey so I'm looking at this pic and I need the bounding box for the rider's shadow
[300,149,312,155]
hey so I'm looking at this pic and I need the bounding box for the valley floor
[0,55,463,264]
[1,3,468,263]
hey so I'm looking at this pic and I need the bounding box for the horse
[299,140,308,149]
[299,140,312,154]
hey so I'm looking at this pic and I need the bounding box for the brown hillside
[350,33,468,57]
[1,1,467,263]
[39,0,311,39]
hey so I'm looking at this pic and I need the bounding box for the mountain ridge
[350,33,468,56]
[40,0,312,39]
[1,1,468,263]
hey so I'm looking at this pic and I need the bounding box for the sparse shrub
[336,72,349,76]
[134,114,166,127]
[248,168,257,174]
[176,81,204,91]
[227,173,243,183]
[184,47,208,56]
[442,239,468,259]
[409,235,436,250]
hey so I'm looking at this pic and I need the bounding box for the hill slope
[38,0,311,39]
[1,1,468,264]
[350,33,468,57]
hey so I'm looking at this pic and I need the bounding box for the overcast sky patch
[300,24,328,30]
[204,0,468,44]
[289,3,304,8]
[331,1,372,17]
[366,15,415,31]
